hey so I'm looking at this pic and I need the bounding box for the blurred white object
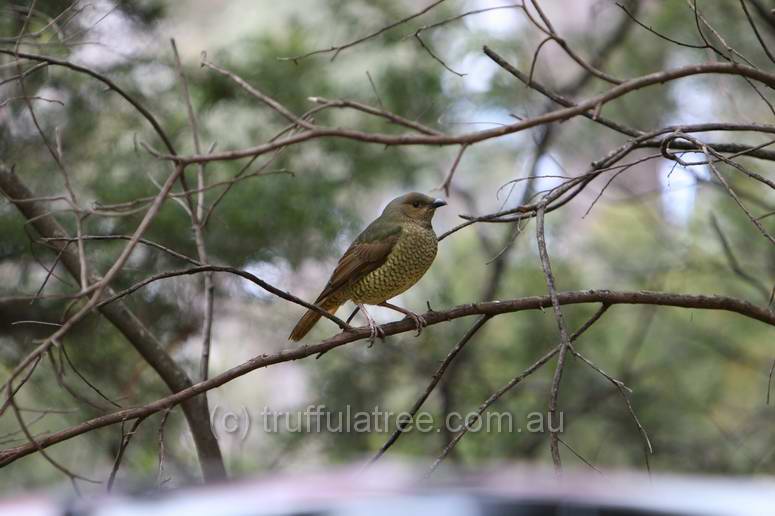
[5,463,775,516]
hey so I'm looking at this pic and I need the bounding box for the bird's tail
[288,297,343,341]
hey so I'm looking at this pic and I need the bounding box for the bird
[289,192,447,342]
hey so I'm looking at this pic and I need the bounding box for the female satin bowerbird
[289,192,447,342]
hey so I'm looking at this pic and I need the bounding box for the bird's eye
[412,201,420,208]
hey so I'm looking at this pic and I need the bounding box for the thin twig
[529,0,623,84]
[428,304,610,474]
[407,3,522,38]
[667,133,775,245]
[42,235,201,266]
[414,33,465,76]
[278,0,447,62]
[202,57,314,129]
[535,202,573,471]
[95,265,353,332]
[157,408,172,487]
[7,382,99,485]
[437,144,468,196]
[709,214,770,300]
[106,417,145,491]
[568,347,653,472]
[171,38,216,382]
[368,315,491,465]
[617,2,706,49]
[558,437,604,475]
[740,0,775,64]
[60,344,122,409]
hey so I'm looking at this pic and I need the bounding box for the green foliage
[1,0,774,491]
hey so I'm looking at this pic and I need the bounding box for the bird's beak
[431,198,447,208]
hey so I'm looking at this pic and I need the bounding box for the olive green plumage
[289,192,446,341]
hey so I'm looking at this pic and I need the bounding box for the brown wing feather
[314,230,400,303]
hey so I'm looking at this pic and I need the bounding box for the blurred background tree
[0,0,773,491]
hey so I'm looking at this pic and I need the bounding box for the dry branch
[0,288,772,467]
[0,164,226,481]
[157,59,775,165]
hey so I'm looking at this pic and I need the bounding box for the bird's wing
[314,222,401,304]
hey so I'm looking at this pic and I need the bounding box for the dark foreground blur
[3,463,773,516]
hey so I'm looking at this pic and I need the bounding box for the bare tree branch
[0,288,772,468]
[535,203,573,470]
[171,39,216,383]
[0,164,226,481]
[155,59,775,165]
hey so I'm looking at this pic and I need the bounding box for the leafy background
[0,0,773,490]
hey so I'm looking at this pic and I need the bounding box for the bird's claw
[404,311,427,336]
[367,320,386,347]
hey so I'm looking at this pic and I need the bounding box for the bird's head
[382,192,447,226]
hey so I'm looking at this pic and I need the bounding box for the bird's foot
[404,311,427,337]
[358,303,385,347]
[367,320,386,347]
[378,301,427,337]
